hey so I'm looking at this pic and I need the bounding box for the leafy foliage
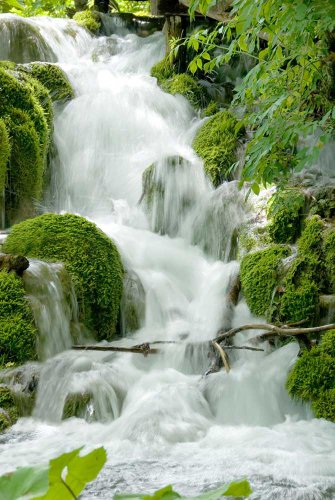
[0,447,107,500]
[177,0,335,191]
[3,213,124,340]
[0,0,76,17]
[0,446,252,499]
[114,479,252,499]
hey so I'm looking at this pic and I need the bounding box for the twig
[212,341,231,373]
[215,323,335,344]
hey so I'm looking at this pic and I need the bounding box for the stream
[1,14,335,499]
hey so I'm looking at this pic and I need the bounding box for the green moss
[73,10,101,34]
[22,63,74,102]
[0,65,52,224]
[0,411,12,432]
[297,215,324,257]
[192,111,243,187]
[4,213,124,340]
[320,330,335,358]
[161,73,210,110]
[63,392,91,419]
[309,186,335,219]
[0,386,15,408]
[0,67,49,147]
[240,244,291,318]
[279,280,319,324]
[150,55,176,85]
[0,387,20,432]
[267,189,306,244]
[0,119,10,197]
[201,100,220,117]
[287,330,335,422]
[286,348,335,401]
[324,228,335,293]
[0,271,37,365]
[312,389,335,420]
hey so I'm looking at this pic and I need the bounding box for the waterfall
[1,14,335,500]
[23,260,83,360]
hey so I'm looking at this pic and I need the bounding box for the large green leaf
[0,466,49,500]
[34,447,107,499]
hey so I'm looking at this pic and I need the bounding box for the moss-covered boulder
[3,213,124,340]
[161,73,210,110]
[286,330,335,422]
[150,55,176,85]
[19,62,74,102]
[73,10,101,34]
[192,111,243,187]
[0,65,53,224]
[240,245,291,319]
[0,271,37,365]
[267,189,306,244]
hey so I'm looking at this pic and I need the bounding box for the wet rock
[0,16,56,63]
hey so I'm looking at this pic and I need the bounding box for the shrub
[0,271,37,365]
[192,111,243,187]
[73,10,101,34]
[161,73,210,110]
[4,213,124,340]
[267,189,306,244]
[240,245,291,318]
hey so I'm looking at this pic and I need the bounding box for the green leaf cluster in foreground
[0,447,252,500]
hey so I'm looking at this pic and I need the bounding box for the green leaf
[0,466,49,500]
[202,52,211,60]
[115,480,252,500]
[115,485,181,500]
[251,183,260,195]
[34,447,107,500]
[189,60,198,74]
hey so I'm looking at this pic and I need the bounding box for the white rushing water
[1,14,335,500]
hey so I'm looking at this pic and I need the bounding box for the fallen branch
[72,343,159,356]
[215,322,335,344]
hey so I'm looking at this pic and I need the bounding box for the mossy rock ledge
[3,213,124,341]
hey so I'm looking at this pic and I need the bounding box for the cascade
[0,14,335,500]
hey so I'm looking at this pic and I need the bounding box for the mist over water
[1,14,335,499]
